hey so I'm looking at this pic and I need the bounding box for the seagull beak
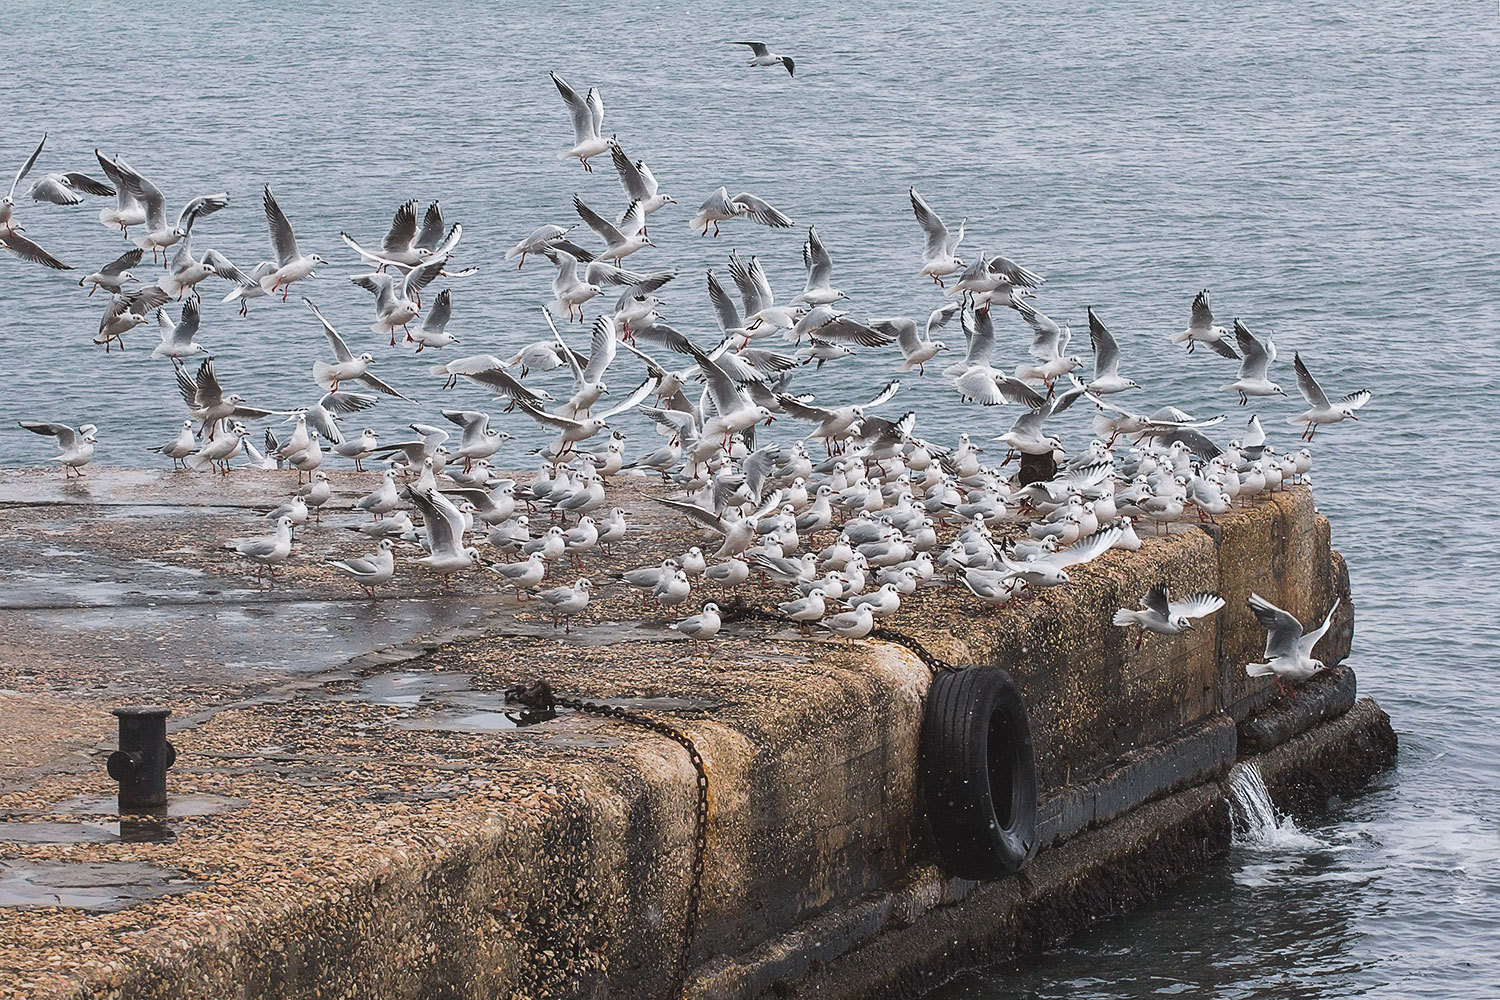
[1183,622,1195,631]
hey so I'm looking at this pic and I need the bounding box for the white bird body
[329,539,395,595]
[551,73,612,171]
[1246,593,1341,684]
[20,420,97,476]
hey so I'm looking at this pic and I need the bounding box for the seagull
[219,260,277,316]
[78,248,143,296]
[547,249,602,320]
[1172,289,1239,358]
[0,137,73,269]
[304,299,416,400]
[658,490,785,558]
[437,355,551,410]
[328,539,396,597]
[150,419,197,469]
[19,135,112,206]
[820,604,876,644]
[1223,319,1284,405]
[490,552,549,597]
[1288,353,1369,440]
[947,252,1045,305]
[404,486,479,578]
[442,408,513,468]
[92,151,147,236]
[95,285,170,350]
[19,420,97,477]
[791,227,846,305]
[1113,585,1225,649]
[305,390,377,447]
[778,589,827,632]
[340,200,458,272]
[609,142,675,222]
[514,377,660,456]
[258,186,326,300]
[574,193,651,260]
[550,72,612,172]
[871,304,959,375]
[909,188,964,286]
[671,602,722,641]
[355,468,401,518]
[111,156,228,262]
[1083,307,1140,394]
[348,257,445,344]
[999,526,1122,589]
[548,311,617,417]
[778,380,900,453]
[1247,593,1341,690]
[689,186,793,237]
[537,578,593,631]
[158,224,245,302]
[733,41,795,77]
[176,358,282,434]
[996,385,1086,458]
[151,299,209,364]
[505,223,580,269]
[225,515,294,587]
[411,288,459,352]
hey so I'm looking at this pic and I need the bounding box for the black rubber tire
[921,667,1039,879]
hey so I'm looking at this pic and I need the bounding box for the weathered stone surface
[1237,663,1358,755]
[0,473,1378,1000]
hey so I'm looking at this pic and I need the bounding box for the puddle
[397,710,524,733]
[339,671,473,706]
[52,792,247,818]
[0,860,197,911]
[0,818,177,844]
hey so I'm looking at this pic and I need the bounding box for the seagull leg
[1135,628,1144,651]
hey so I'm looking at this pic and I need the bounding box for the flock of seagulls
[6,49,1365,689]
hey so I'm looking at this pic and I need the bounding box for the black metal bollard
[106,707,176,811]
[1018,451,1057,486]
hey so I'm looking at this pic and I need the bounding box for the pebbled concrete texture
[0,471,1389,1000]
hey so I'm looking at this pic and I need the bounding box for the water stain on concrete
[0,860,196,911]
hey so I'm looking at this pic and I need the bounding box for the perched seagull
[791,226,846,305]
[225,515,294,586]
[92,151,146,236]
[1288,353,1369,440]
[355,468,401,518]
[1172,289,1239,359]
[574,193,651,260]
[537,578,593,631]
[490,552,549,597]
[328,539,396,597]
[609,142,675,222]
[671,602,722,641]
[689,186,793,236]
[1223,319,1284,405]
[1246,593,1341,689]
[820,604,876,644]
[871,302,960,375]
[78,248,143,296]
[111,156,228,261]
[550,72,612,172]
[733,41,795,76]
[149,418,197,469]
[348,256,445,344]
[151,299,209,364]
[1113,585,1225,649]
[909,188,964,286]
[1083,307,1140,394]
[95,285,170,350]
[19,420,97,477]
[304,299,416,400]
[258,186,326,300]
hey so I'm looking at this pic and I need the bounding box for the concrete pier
[0,470,1394,999]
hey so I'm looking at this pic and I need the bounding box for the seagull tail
[1245,661,1275,678]
[1111,609,1139,628]
[1169,328,1192,345]
[312,361,338,391]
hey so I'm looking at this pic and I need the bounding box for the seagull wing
[1190,289,1213,331]
[1234,319,1271,378]
[356,371,416,402]
[1297,598,1340,657]
[730,192,792,228]
[177,193,230,234]
[1141,584,1171,618]
[303,298,353,362]
[706,269,744,332]
[9,134,46,199]
[864,378,900,408]
[1293,353,1330,408]
[909,187,949,257]
[609,143,650,201]
[99,248,144,276]
[262,186,299,265]
[414,201,445,251]
[1087,307,1121,378]
[551,72,596,143]
[382,200,418,252]
[1171,592,1226,621]
[1248,593,1304,660]
[574,193,624,245]
[728,250,769,316]
[19,421,76,447]
[583,315,617,383]
[734,41,770,56]
[0,230,72,269]
[596,376,662,420]
[1052,527,1122,569]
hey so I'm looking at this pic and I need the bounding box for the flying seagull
[733,41,795,77]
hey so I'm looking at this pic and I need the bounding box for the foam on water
[1227,762,1325,853]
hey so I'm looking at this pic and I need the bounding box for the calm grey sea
[3,1,1498,995]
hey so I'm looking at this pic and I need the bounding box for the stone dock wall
[0,483,1394,1000]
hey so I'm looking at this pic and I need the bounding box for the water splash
[1227,762,1324,851]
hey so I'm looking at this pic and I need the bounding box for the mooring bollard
[106,706,176,811]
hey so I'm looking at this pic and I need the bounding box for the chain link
[505,682,709,998]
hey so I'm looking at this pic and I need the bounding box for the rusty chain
[505,682,709,999]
